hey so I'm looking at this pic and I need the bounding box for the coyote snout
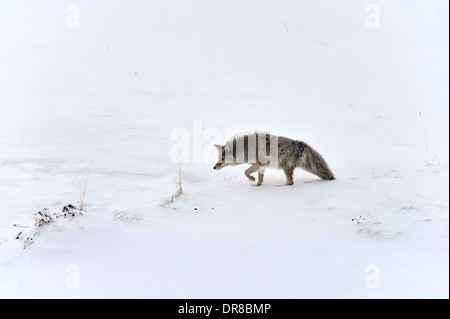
[213,133,335,186]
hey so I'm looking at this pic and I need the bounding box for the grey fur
[213,132,334,186]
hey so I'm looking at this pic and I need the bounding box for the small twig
[352,216,366,224]
[176,161,183,195]
[371,110,388,119]
[314,37,330,47]
[399,200,421,212]
[78,163,92,211]
[425,155,440,166]
[113,212,142,223]
[13,224,31,228]
[284,20,290,32]
[159,161,183,207]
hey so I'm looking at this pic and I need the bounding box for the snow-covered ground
[0,0,448,298]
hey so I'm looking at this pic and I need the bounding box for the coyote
[213,132,334,186]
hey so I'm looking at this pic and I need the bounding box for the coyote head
[213,144,227,170]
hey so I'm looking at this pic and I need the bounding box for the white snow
[0,0,448,298]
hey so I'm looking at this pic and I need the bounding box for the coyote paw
[246,175,255,182]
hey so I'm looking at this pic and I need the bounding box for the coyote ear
[214,144,223,150]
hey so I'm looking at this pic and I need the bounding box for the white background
[0,0,448,298]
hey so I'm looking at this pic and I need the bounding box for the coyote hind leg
[282,165,295,185]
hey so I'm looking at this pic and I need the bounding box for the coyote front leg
[245,164,265,186]
[244,164,259,182]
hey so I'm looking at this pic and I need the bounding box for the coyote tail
[301,143,335,180]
